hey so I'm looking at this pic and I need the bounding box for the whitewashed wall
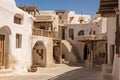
[0,0,34,73]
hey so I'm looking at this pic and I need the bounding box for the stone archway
[0,26,11,69]
[32,41,46,67]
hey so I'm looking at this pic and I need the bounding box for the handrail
[32,28,60,39]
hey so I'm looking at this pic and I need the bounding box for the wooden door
[0,35,4,66]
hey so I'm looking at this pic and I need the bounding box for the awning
[74,35,107,42]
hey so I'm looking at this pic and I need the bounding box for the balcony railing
[35,16,52,21]
[32,28,61,40]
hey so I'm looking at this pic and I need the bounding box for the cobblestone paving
[0,64,102,80]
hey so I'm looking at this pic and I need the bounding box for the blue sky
[15,0,100,16]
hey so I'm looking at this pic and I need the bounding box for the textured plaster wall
[61,40,77,63]
[0,0,34,73]
[32,36,54,67]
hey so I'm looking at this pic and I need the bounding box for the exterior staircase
[0,69,13,77]
[68,40,82,63]
[102,64,113,80]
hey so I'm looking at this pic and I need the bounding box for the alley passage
[0,64,102,80]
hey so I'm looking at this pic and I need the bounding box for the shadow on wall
[61,40,77,63]
[49,65,102,80]
[32,41,46,67]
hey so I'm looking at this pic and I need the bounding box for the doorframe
[0,34,5,67]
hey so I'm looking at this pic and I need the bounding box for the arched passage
[0,26,11,69]
[32,41,46,67]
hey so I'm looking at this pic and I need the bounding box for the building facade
[0,0,34,73]
[65,15,107,66]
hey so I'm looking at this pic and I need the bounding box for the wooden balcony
[35,16,52,21]
[32,28,61,40]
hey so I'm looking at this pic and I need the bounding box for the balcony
[35,16,52,22]
[32,28,61,40]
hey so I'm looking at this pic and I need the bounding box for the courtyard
[0,64,102,80]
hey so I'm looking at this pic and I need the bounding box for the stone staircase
[67,40,82,63]
[102,64,113,80]
[0,69,13,78]
[61,40,77,63]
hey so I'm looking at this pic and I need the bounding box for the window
[93,31,96,35]
[16,34,22,48]
[14,14,23,24]
[78,30,84,36]
[89,29,92,35]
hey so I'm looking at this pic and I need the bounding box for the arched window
[78,30,84,36]
[14,13,23,24]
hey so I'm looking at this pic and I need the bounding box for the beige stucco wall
[65,18,107,41]
[106,17,120,80]
[112,54,119,80]
[68,11,91,24]
[32,36,54,67]
[70,40,106,62]
[68,40,85,61]
[39,11,59,32]
[107,17,116,64]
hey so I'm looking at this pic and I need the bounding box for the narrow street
[0,64,102,80]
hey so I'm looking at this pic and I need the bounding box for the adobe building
[0,0,34,73]
[0,0,60,73]
[97,0,119,80]
[64,15,107,66]
[19,6,62,66]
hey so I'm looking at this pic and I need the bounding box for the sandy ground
[0,64,102,80]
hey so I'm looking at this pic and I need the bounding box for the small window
[78,30,84,36]
[14,14,23,24]
[16,34,22,48]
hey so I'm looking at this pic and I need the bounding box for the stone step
[0,69,13,78]
[103,73,113,80]
[0,69,12,74]
[102,64,112,73]
[93,60,103,65]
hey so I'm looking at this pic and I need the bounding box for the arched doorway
[32,41,46,67]
[83,44,89,61]
[0,26,11,69]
